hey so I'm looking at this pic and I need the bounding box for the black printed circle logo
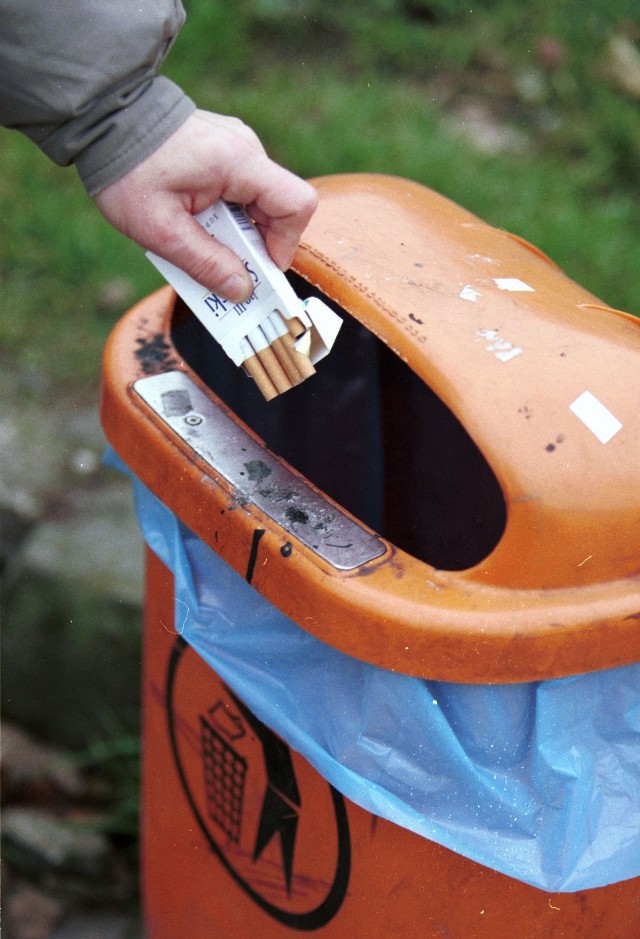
[166,638,351,929]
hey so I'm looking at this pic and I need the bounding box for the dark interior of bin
[172,274,507,571]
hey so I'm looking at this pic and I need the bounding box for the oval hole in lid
[172,276,506,572]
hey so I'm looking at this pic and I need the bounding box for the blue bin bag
[109,451,640,892]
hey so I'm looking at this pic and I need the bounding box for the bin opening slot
[172,275,507,572]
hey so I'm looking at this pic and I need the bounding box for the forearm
[0,1,318,302]
[0,0,194,194]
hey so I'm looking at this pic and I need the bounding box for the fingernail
[219,273,252,303]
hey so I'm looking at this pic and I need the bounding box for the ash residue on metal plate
[243,460,272,484]
[258,485,334,534]
[133,370,386,570]
[256,484,296,504]
[285,506,310,526]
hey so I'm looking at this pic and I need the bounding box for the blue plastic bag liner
[108,449,640,892]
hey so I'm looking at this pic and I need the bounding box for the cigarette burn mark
[280,541,293,558]
[545,434,566,452]
[134,333,179,375]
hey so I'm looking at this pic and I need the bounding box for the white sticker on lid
[476,328,523,362]
[569,391,622,444]
[460,284,482,302]
[493,278,535,292]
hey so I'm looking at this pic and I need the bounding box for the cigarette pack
[146,201,341,400]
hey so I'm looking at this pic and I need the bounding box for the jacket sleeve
[0,0,196,195]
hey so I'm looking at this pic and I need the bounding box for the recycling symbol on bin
[166,637,351,929]
[200,692,301,895]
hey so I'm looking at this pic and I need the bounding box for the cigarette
[242,353,278,401]
[238,314,317,401]
[271,336,304,384]
[282,331,316,380]
[248,326,293,395]
[256,345,292,394]
[285,316,307,339]
[273,311,316,379]
[239,337,278,401]
[263,314,304,385]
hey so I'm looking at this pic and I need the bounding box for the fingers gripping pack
[147,201,342,400]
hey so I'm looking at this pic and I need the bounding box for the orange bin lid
[101,174,640,683]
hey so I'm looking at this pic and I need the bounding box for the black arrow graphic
[229,691,301,894]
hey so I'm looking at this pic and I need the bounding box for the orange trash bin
[101,174,640,938]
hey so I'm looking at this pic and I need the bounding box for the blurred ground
[1,364,145,938]
[2,722,144,939]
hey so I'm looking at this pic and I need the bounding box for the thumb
[154,209,255,302]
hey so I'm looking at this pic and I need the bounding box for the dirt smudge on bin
[134,332,179,374]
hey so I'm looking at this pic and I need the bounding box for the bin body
[100,175,640,936]
[142,548,639,939]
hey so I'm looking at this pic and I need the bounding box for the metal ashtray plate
[134,371,385,571]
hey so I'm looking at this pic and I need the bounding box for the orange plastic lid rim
[100,174,640,683]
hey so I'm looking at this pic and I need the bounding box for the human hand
[93,110,317,302]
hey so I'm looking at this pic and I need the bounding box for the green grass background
[1,0,638,392]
